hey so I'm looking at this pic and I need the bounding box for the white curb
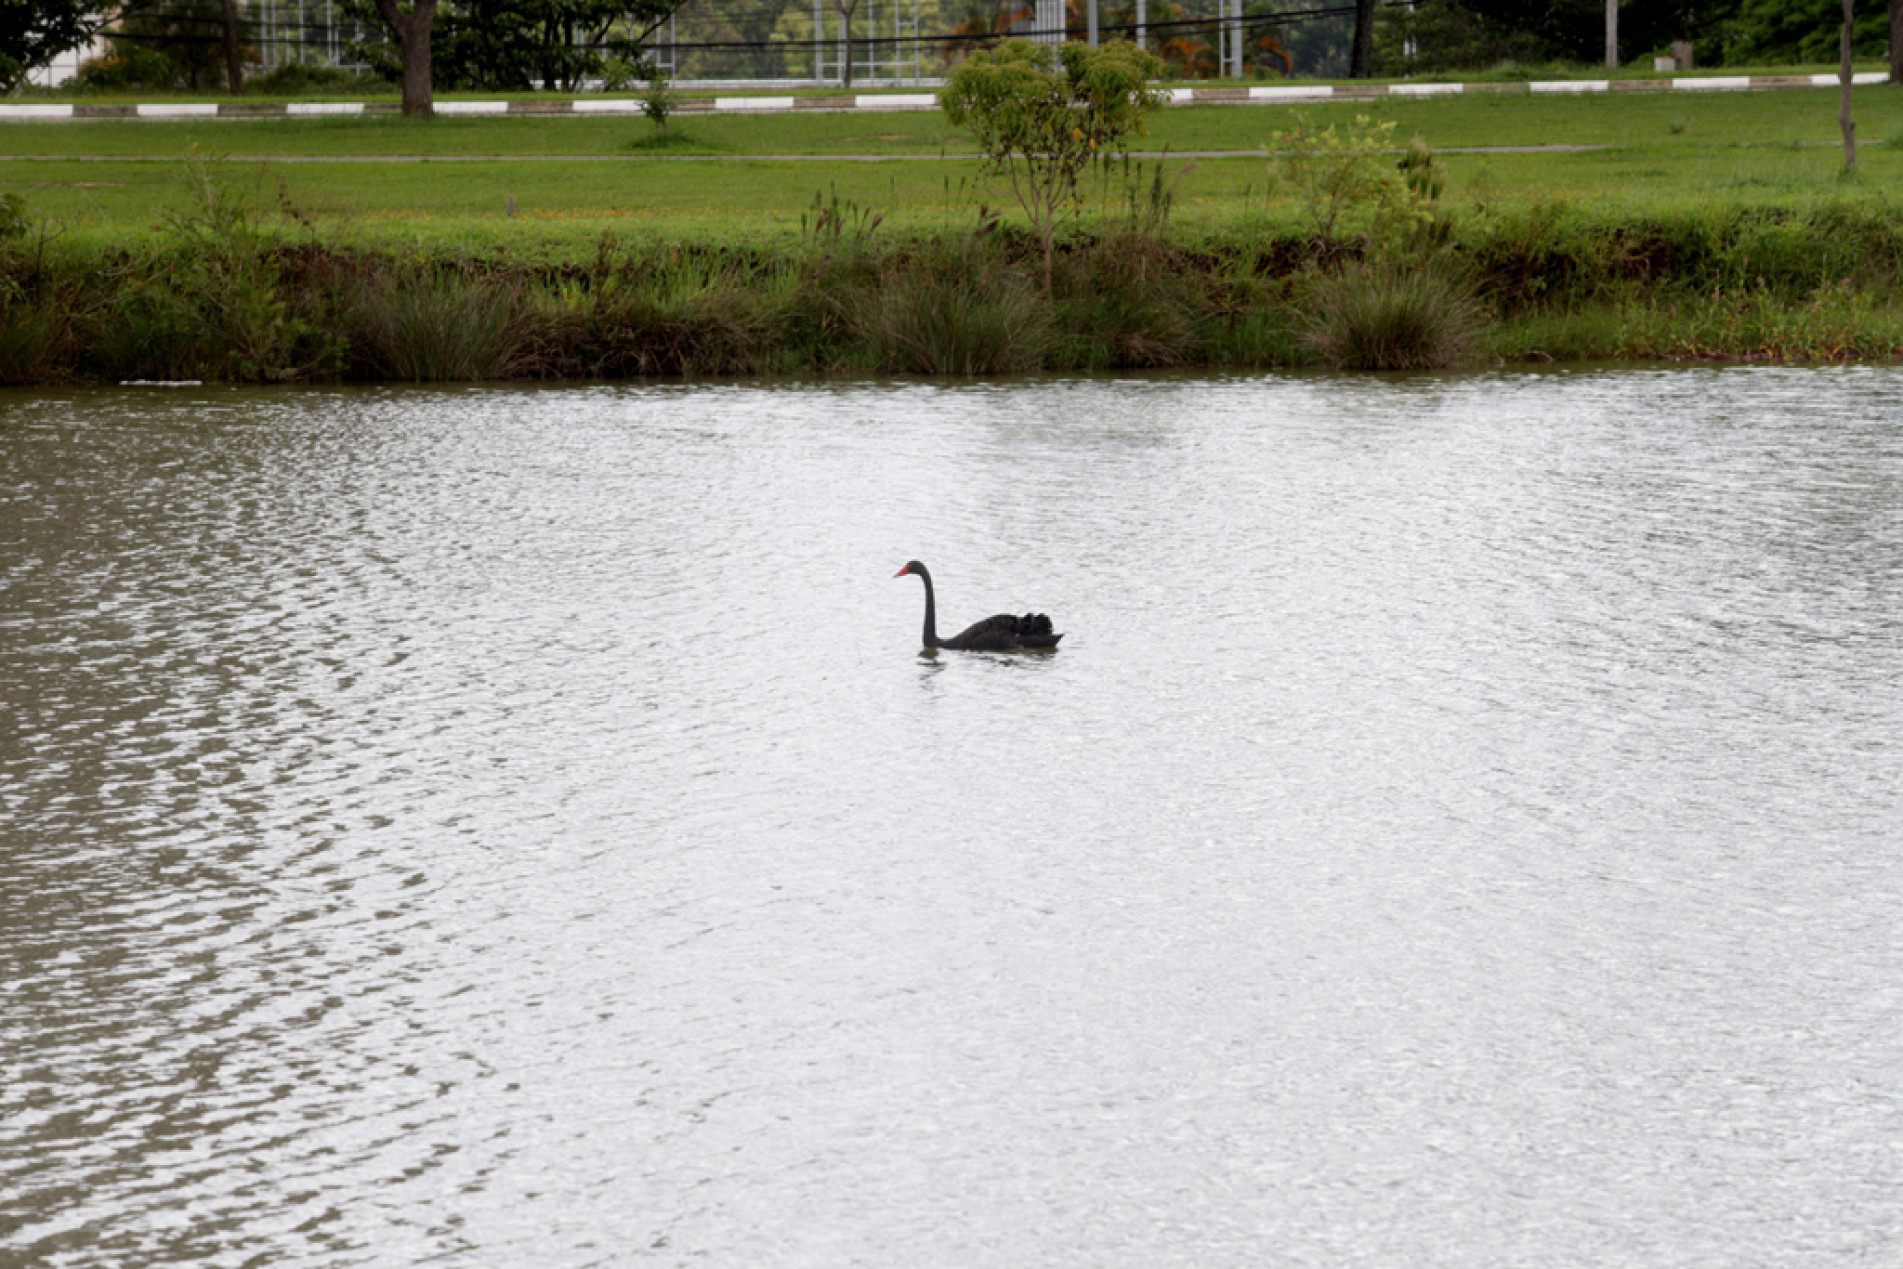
[1250,85,1333,99]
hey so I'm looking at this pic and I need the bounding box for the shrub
[1273,113,1434,257]
[1305,264,1482,370]
[73,46,181,92]
[247,63,368,96]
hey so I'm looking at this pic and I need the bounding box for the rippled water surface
[3,370,1901,1268]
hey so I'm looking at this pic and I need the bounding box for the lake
[3,369,1899,1267]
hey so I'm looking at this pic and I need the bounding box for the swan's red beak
[893,564,912,577]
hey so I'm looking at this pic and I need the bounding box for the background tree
[1,0,122,92]
[1731,0,1884,63]
[835,0,865,87]
[370,0,439,115]
[221,0,245,92]
[940,38,1170,290]
[1350,0,1376,75]
[1892,0,1902,81]
[119,0,234,91]
[408,0,688,90]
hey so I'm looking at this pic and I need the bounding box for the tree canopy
[1,0,118,92]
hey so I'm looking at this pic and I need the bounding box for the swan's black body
[894,560,1063,652]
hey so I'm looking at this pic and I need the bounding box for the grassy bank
[5,176,1902,384]
[5,86,1903,380]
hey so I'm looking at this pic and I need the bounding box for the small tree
[1273,113,1433,257]
[940,38,1170,292]
[641,62,677,136]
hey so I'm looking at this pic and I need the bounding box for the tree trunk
[837,2,857,89]
[1842,0,1857,169]
[374,0,438,117]
[1350,0,1375,78]
[1890,0,1902,83]
[1606,0,1619,70]
[222,0,244,94]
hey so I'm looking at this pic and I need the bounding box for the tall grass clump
[0,198,66,385]
[1305,265,1483,370]
[529,244,777,377]
[1053,234,1208,369]
[348,270,524,381]
[0,295,64,384]
[855,237,1051,376]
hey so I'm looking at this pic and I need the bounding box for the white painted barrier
[10,74,1893,124]
[1249,85,1333,99]
[856,94,938,110]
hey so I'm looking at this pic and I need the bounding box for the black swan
[894,561,1063,652]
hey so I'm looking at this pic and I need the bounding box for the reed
[854,240,1051,376]
[1053,234,1208,369]
[347,270,524,381]
[1304,264,1483,371]
[0,301,62,384]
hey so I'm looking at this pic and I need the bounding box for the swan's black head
[894,560,926,579]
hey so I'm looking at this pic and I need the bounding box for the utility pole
[1088,0,1098,46]
[1605,0,1618,70]
[1136,0,1145,50]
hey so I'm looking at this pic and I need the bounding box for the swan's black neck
[912,563,941,648]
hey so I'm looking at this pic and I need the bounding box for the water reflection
[2,369,1900,1268]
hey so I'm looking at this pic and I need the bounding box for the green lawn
[5,85,1902,255]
